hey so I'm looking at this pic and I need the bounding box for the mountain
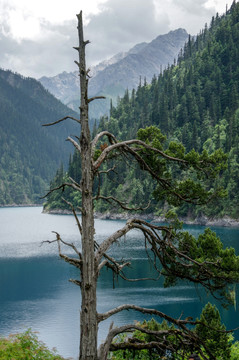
[44,1,239,220]
[39,28,188,119]
[0,69,79,205]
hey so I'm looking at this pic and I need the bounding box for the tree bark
[76,12,98,360]
[44,11,238,360]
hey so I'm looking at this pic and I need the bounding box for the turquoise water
[0,207,239,359]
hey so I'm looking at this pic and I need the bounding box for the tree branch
[91,131,117,151]
[52,231,82,259]
[98,319,214,360]
[62,198,82,235]
[92,140,197,204]
[98,165,117,175]
[93,139,187,171]
[67,136,81,153]
[95,220,135,265]
[69,279,82,287]
[95,219,170,266]
[94,195,150,212]
[98,304,197,326]
[68,177,82,192]
[42,116,80,127]
[130,220,239,299]
[42,231,82,268]
[88,95,106,103]
[98,324,179,360]
[41,182,81,199]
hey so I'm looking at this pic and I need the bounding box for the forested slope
[44,1,239,219]
[0,69,79,205]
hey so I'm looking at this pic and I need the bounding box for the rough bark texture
[76,12,98,360]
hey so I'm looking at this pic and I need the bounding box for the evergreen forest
[44,1,239,220]
[0,69,79,205]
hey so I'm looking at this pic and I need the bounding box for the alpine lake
[0,206,239,359]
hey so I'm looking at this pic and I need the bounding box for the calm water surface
[0,207,239,359]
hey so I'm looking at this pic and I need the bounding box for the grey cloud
[167,0,217,31]
[0,0,227,78]
[84,0,170,66]
[173,0,210,15]
[0,19,78,78]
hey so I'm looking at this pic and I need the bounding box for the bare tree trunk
[44,10,237,360]
[76,12,98,360]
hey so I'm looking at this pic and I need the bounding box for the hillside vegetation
[0,69,79,205]
[44,1,239,220]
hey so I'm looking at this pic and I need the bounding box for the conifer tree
[43,11,239,360]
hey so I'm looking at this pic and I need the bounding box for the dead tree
[43,12,239,360]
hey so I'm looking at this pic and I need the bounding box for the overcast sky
[0,0,233,78]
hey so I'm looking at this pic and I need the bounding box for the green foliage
[0,329,66,360]
[160,226,239,307]
[136,126,227,209]
[0,69,79,205]
[46,2,239,219]
[231,340,239,360]
[110,303,238,359]
[137,126,166,149]
[195,303,231,359]
[110,319,175,360]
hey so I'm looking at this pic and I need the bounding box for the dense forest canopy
[0,69,78,205]
[45,1,239,220]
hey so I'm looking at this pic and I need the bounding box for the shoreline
[2,205,239,228]
[43,208,239,228]
[96,212,239,228]
[0,204,42,208]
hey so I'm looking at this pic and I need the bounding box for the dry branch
[98,304,197,326]
[42,231,82,269]
[67,136,81,153]
[41,178,82,199]
[62,198,82,235]
[42,115,80,127]
[88,95,106,103]
[98,320,213,360]
[93,138,187,171]
[91,131,118,151]
[95,220,135,265]
[94,195,150,212]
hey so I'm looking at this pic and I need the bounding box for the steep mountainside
[0,69,79,205]
[45,1,239,220]
[39,29,188,119]
[88,29,188,95]
[37,45,143,105]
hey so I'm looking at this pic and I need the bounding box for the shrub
[0,329,68,360]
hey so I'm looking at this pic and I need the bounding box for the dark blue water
[0,207,239,359]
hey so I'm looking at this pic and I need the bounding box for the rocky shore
[94,212,239,227]
[43,208,239,228]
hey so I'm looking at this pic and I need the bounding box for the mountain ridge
[39,28,188,118]
[44,1,239,220]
